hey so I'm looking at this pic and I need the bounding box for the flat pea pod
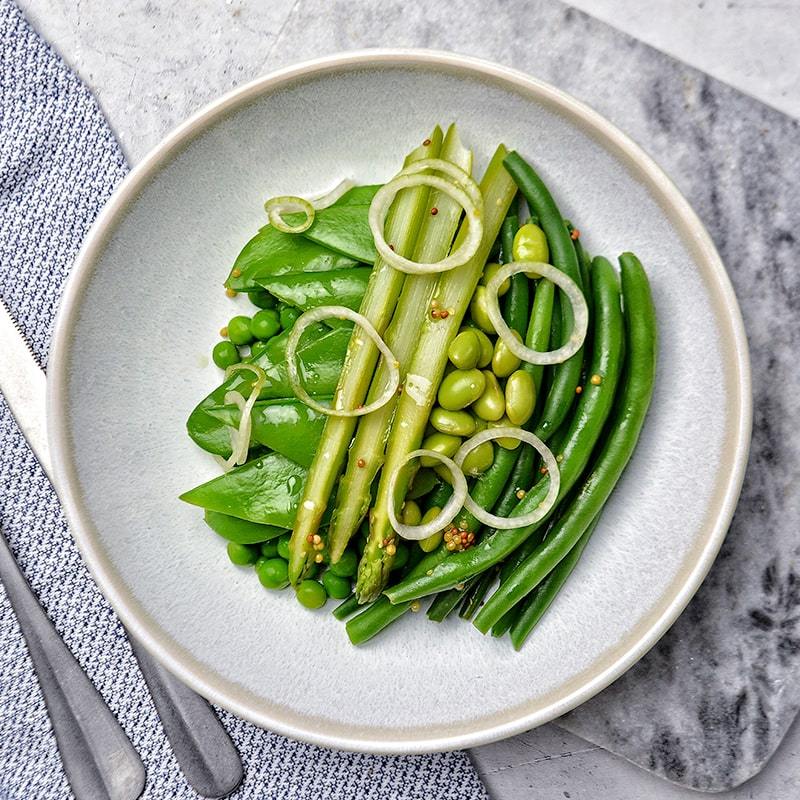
[420,433,462,466]
[430,408,477,437]
[480,263,510,295]
[503,153,586,441]
[448,329,482,370]
[474,252,656,634]
[460,439,495,476]
[469,286,496,334]
[505,370,536,426]
[204,510,285,545]
[472,371,505,422]
[385,254,625,606]
[512,222,549,263]
[438,368,486,411]
[492,333,522,377]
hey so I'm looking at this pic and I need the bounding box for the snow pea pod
[204,398,329,468]
[186,323,350,457]
[203,510,285,545]
[295,204,376,263]
[227,226,358,293]
[180,452,308,528]
[256,268,370,321]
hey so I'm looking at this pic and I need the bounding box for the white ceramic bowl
[48,51,751,754]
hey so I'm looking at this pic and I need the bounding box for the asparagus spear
[356,145,517,602]
[327,124,472,563]
[288,127,443,584]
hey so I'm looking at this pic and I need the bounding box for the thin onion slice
[285,306,400,417]
[388,449,469,541]
[455,428,560,529]
[264,195,315,233]
[223,363,266,469]
[486,261,589,366]
[368,159,484,275]
[310,178,355,209]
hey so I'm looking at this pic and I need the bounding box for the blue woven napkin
[0,2,487,797]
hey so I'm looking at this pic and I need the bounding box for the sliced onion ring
[455,428,560,529]
[368,159,484,275]
[285,306,400,417]
[388,449,469,541]
[223,363,266,469]
[310,178,355,209]
[486,261,589,366]
[264,195,315,233]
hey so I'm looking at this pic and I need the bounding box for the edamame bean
[489,417,522,449]
[472,371,505,421]
[250,309,281,340]
[505,369,536,426]
[461,440,495,476]
[296,579,327,609]
[212,340,240,370]
[430,408,477,437]
[419,508,444,552]
[399,500,422,526]
[492,333,522,377]
[227,315,254,346]
[420,433,462,466]
[322,570,351,600]
[438,369,486,411]
[256,557,289,589]
[469,286,497,334]
[481,263,510,295]
[512,223,549,264]
[276,533,291,561]
[448,329,482,370]
[474,329,494,368]
[227,542,260,566]
[330,548,358,577]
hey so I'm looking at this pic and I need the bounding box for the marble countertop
[17,0,800,796]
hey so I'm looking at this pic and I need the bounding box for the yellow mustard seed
[225,287,237,298]
[590,374,602,385]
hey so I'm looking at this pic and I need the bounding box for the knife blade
[0,297,243,798]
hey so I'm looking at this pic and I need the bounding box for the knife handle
[127,637,243,799]
[0,532,145,800]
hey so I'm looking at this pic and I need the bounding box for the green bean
[509,514,601,649]
[346,546,449,644]
[332,592,360,620]
[490,608,516,638]
[473,252,656,631]
[500,215,529,339]
[289,128,443,582]
[427,577,477,622]
[503,152,585,442]
[385,254,624,605]
[460,568,497,620]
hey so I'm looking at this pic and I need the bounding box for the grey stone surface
[15,0,800,793]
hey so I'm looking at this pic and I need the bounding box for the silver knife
[0,298,243,799]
